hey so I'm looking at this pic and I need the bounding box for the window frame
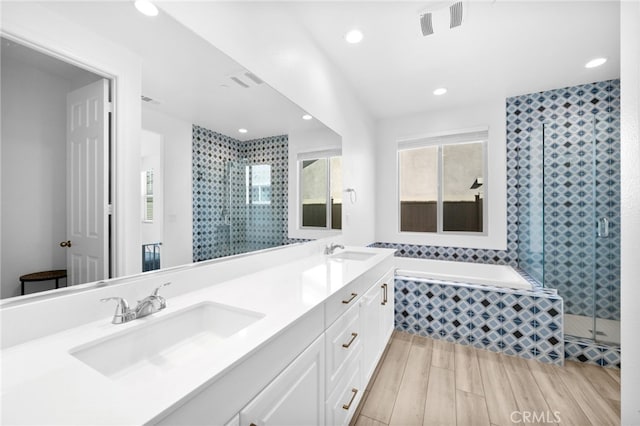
[141,169,154,223]
[397,130,488,236]
[297,150,342,231]
[245,164,272,206]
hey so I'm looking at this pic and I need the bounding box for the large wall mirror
[0,2,342,300]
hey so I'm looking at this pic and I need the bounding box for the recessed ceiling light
[585,57,607,68]
[134,0,159,17]
[433,87,447,96]
[302,114,313,120]
[238,128,248,134]
[345,29,364,44]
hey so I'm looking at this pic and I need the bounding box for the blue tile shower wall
[507,80,621,321]
[395,277,564,365]
[192,125,289,261]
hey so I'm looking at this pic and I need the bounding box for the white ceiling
[25,1,621,129]
[37,2,327,141]
[290,1,621,119]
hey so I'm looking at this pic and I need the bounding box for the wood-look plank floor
[352,331,620,426]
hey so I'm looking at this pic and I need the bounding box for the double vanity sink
[1,245,395,425]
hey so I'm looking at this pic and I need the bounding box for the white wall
[620,0,640,423]
[288,127,342,240]
[375,99,507,250]
[1,3,143,280]
[141,107,193,268]
[161,2,377,246]
[0,58,68,297]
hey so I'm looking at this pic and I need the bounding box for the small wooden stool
[20,270,67,295]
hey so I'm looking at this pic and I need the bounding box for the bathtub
[394,257,533,291]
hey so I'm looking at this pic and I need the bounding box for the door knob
[60,240,72,248]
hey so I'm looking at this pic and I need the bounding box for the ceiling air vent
[449,1,463,28]
[141,95,161,105]
[420,13,434,36]
[244,72,263,85]
[230,77,250,88]
[229,70,264,89]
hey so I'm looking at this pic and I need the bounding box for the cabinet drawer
[325,259,393,328]
[325,302,361,396]
[325,351,363,426]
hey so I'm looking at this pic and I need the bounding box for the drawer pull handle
[342,388,359,410]
[342,292,357,304]
[342,332,358,348]
[381,283,388,305]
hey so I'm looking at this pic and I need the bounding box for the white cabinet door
[360,283,382,383]
[379,273,395,346]
[240,335,325,426]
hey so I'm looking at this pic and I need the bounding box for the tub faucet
[100,282,171,324]
[324,242,345,255]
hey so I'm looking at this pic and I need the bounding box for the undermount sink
[70,302,264,383]
[329,251,376,261]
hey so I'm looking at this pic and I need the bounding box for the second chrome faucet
[101,282,171,324]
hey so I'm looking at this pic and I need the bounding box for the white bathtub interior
[394,258,533,290]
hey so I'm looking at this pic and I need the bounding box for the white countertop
[0,246,394,425]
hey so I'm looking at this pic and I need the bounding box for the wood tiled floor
[351,331,620,426]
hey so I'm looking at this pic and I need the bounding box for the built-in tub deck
[392,257,564,365]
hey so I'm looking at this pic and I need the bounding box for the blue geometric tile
[192,126,289,261]
[564,335,620,369]
[395,276,564,365]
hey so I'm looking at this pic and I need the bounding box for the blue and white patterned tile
[192,126,289,261]
[564,335,620,368]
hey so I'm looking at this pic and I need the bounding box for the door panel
[66,79,109,285]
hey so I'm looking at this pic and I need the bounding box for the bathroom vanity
[0,242,395,425]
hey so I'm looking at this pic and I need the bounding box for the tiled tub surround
[192,125,289,262]
[394,274,564,365]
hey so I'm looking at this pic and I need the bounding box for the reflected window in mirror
[246,164,272,205]
[398,130,487,234]
[299,152,342,230]
[142,170,154,222]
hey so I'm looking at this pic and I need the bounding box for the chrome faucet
[100,296,136,324]
[324,242,345,255]
[101,282,171,324]
[135,282,170,319]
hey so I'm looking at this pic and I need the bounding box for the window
[246,164,271,205]
[299,152,342,230]
[398,130,487,234]
[141,170,154,222]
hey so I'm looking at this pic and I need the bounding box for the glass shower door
[226,159,249,256]
[543,115,598,342]
[541,113,620,344]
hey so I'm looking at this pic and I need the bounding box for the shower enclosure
[517,111,621,345]
[218,159,281,257]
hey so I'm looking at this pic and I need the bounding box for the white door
[66,79,109,285]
